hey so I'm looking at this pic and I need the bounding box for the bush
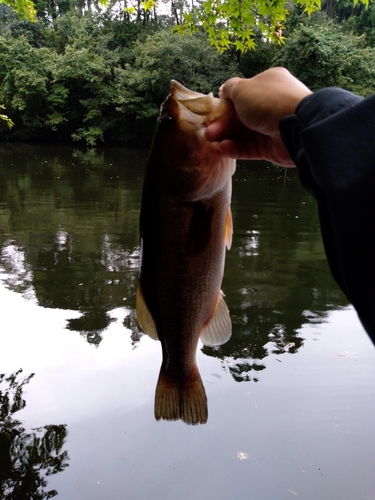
[274,15,375,96]
[114,30,239,122]
[0,15,240,145]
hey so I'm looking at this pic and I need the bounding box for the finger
[206,114,243,142]
[218,77,243,100]
[205,121,227,142]
[208,141,229,157]
[209,139,263,161]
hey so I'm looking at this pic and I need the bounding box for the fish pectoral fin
[225,206,233,250]
[136,281,159,340]
[200,291,232,347]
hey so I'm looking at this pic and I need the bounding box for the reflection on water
[0,144,373,500]
[0,144,143,347]
[1,143,373,499]
[0,370,69,499]
[0,143,348,376]
[211,166,348,382]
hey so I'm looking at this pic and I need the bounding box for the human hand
[206,68,312,167]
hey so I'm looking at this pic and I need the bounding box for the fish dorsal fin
[200,291,231,347]
[225,206,233,250]
[136,281,159,340]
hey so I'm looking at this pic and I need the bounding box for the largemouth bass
[136,80,236,425]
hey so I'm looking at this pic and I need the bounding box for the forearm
[280,88,375,341]
[280,87,367,194]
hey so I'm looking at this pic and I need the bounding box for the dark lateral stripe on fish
[186,201,214,257]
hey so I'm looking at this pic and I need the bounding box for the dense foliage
[0,1,375,144]
[0,7,238,144]
[274,13,375,95]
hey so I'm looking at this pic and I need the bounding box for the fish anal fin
[136,281,159,340]
[154,367,208,425]
[200,291,231,347]
[225,206,233,250]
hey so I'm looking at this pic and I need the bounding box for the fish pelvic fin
[225,205,233,250]
[136,281,159,340]
[200,291,231,347]
[154,367,208,425]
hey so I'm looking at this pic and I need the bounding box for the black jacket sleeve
[279,88,375,343]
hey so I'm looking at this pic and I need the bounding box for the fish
[136,80,236,425]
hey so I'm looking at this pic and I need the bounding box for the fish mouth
[163,80,233,132]
[157,80,236,201]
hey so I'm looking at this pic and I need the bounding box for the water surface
[0,143,374,500]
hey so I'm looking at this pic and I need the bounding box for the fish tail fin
[154,367,208,425]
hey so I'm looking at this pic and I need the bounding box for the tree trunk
[326,0,335,18]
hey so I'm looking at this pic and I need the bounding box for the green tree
[175,0,375,52]
[340,0,375,45]
[274,14,375,95]
[0,16,241,145]
[0,35,55,137]
[0,0,35,21]
[237,31,280,77]
[0,105,14,129]
[0,12,126,144]
[2,0,373,144]
[114,29,238,124]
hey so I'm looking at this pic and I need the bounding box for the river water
[0,143,374,500]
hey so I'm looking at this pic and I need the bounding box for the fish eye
[160,114,174,128]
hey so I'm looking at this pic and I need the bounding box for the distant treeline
[1,1,375,146]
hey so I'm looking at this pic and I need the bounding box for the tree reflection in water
[0,370,69,499]
[0,145,349,378]
[201,163,349,382]
[0,145,143,347]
